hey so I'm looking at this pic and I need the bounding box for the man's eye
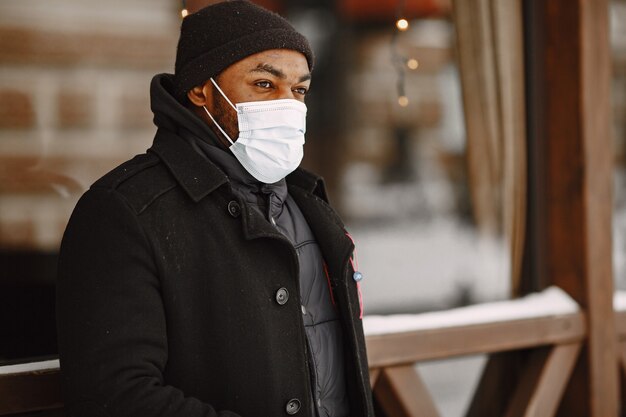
[294,87,308,95]
[256,81,272,88]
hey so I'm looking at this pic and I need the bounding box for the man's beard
[211,90,239,147]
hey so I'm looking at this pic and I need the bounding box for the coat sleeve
[56,187,240,417]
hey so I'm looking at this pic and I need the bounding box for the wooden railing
[0,359,63,416]
[4,288,626,417]
[364,287,586,417]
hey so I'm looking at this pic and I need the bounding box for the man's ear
[187,83,211,107]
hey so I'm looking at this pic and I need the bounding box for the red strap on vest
[322,262,336,307]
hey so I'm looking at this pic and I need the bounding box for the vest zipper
[304,335,322,417]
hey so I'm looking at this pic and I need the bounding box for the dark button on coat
[276,287,290,305]
[227,200,241,217]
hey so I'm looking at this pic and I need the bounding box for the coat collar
[149,128,329,204]
[148,129,228,202]
[286,168,330,203]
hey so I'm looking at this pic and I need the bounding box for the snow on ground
[348,218,511,314]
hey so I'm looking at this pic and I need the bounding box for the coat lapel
[150,129,288,243]
[239,200,287,242]
[288,185,354,286]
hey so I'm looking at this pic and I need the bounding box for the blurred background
[0,0,625,415]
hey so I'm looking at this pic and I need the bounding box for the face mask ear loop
[203,105,234,145]
[210,78,238,112]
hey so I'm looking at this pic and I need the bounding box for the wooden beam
[0,369,63,415]
[373,366,440,417]
[617,341,626,405]
[452,0,502,236]
[579,0,618,410]
[452,0,527,292]
[466,351,525,417]
[369,368,381,389]
[524,0,618,415]
[616,311,626,338]
[366,312,585,367]
[505,343,581,417]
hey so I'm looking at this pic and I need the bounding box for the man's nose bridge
[276,86,296,100]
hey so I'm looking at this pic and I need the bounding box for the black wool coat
[56,128,375,417]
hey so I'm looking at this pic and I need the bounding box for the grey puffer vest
[183,132,350,417]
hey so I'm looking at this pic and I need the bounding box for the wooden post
[524,0,618,415]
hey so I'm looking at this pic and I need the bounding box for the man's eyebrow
[250,64,286,79]
[250,64,312,83]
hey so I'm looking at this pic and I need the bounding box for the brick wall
[0,0,179,251]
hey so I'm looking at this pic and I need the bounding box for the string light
[396,18,409,31]
[181,0,188,18]
[391,0,411,106]
[407,58,419,70]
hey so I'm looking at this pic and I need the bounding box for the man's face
[189,49,311,147]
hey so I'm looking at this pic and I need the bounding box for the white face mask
[203,78,307,184]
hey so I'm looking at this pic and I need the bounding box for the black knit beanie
[174,0,314,103]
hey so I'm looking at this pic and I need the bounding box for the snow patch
[0,359,59,375]
[363,286,579,336]
[614,291,626,312]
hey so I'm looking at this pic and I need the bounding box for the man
[56,1,374,417]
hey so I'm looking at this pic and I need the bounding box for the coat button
[275,287,289,305]
[285,398,301,415]
[227,201,241,218]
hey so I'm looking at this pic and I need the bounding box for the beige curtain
[452,0,527,295]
